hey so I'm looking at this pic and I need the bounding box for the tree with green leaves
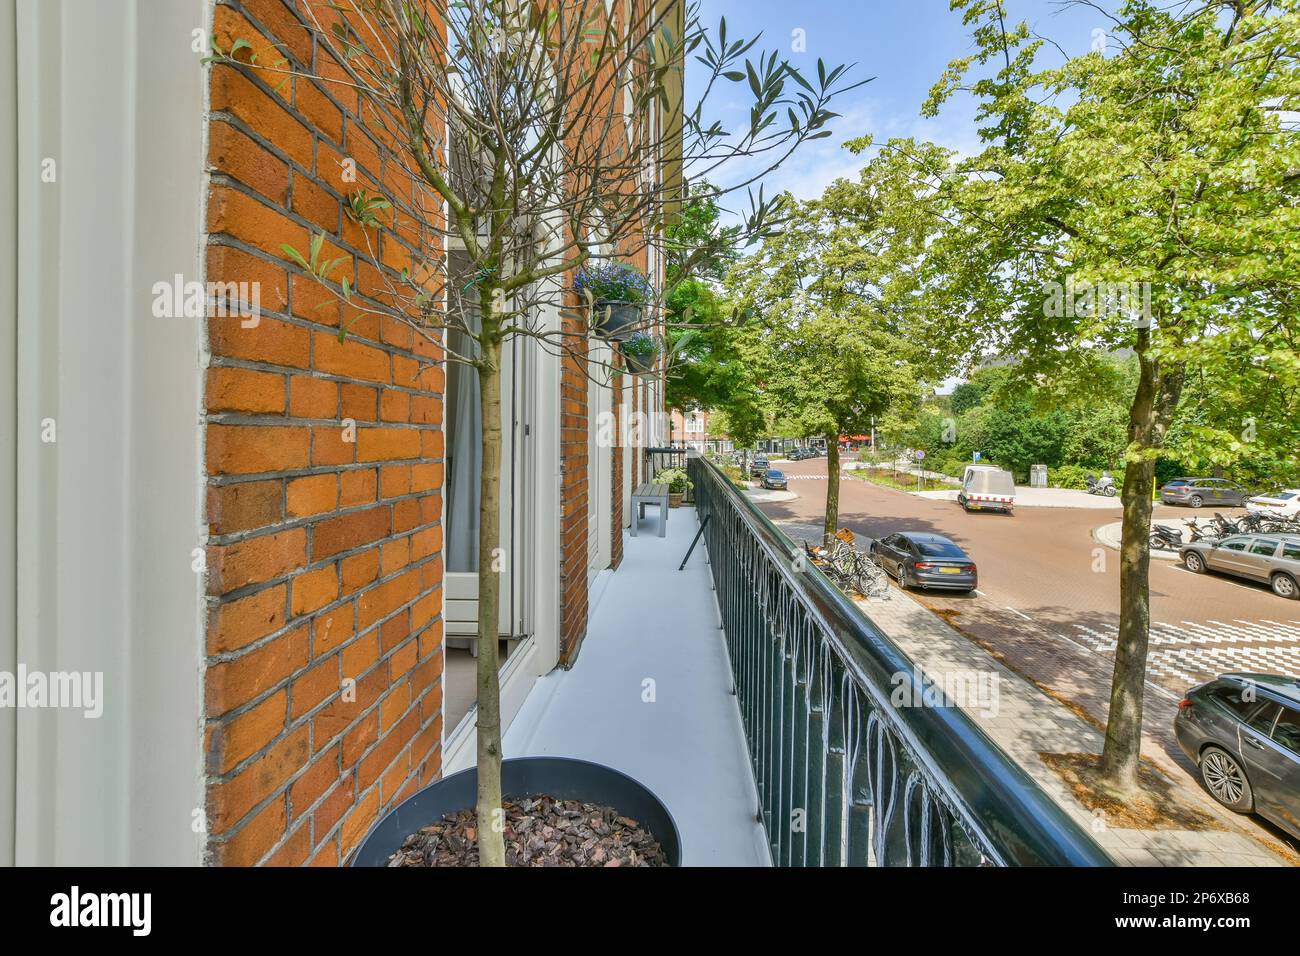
[731,149,946,538]
[921,0,1300,792]
[663,184,764,441]
[743,313,918,537]
[214,0,865,864]
[738,143,961,541]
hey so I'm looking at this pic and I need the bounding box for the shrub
[1050,463,1126,490]
[655,467,692,494]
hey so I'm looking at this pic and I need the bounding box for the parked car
[749,456,769,478]
[868,532,977,592]
[1180,533,1300,599]
[1247,489,1300,519]
[787,448,807,461]
[1160,477,1249,508]
[761,469,788,490]
[957,465,1016,514]
[1174,673,1300,837]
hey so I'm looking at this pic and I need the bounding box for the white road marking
[1071,619,1300,689]
[1004,606,1034,622]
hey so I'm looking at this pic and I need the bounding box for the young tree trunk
[823,435,840,544]
[1099,341,1183,793]
[475,333,506,867]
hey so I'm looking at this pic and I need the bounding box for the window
[1250,540,1279,557]
[1246,702,1281,736]
[445,248,483,573]
[1209,683,1264,719]
[1272,707,1300,755]
[684,413,704,434]
[1283,543,1300,561]
[1221,538,1250,552]
[916,539,967,558]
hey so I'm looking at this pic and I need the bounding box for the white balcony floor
[503,505,771,866]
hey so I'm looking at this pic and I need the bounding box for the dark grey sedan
[868,532,977,592]
[1175,673,1300,838]
[1160,477,1249,508]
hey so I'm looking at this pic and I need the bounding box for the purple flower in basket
[573,261,652,305]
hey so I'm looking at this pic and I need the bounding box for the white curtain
[446,254,481,572]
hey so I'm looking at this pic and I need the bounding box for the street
[760,456,1300,698]
[757,455,1300,858]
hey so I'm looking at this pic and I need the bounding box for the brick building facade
[0,0,675,865]
[670,407,731,454]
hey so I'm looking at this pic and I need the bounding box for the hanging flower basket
[619,331,661,376]
[593,300,643,341]
[575,262,651,342]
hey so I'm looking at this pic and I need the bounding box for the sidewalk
[854,584,1292,866]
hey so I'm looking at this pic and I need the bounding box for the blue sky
[688,0,1111,203]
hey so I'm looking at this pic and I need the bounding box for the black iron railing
[646,446,693,502]
[688,455,1111,866]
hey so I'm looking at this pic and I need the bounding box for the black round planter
[592,299,642,341]
[349,756,682,867]
[621,349,657,376]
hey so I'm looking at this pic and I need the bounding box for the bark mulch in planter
[387,795,670,867]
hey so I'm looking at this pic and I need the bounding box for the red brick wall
[202,0,446,866]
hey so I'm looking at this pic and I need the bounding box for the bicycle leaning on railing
[803,537,891,601]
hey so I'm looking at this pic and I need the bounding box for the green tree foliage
[664,184,768,445]
[730,148,947,536]
[920,0,1300,792]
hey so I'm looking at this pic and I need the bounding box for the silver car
[1175,673,1300,837]
[1180,532,1300,600]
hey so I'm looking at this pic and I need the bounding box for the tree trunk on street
[823,435,840,544]
[1099,337,1184,793]
[474,328,506,867]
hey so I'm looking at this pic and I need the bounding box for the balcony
[503,490,770,865]
[505,455,1110,866]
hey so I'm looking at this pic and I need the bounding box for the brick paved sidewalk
[856,580,1295,866]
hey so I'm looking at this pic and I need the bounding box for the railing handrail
[691,454,1111,866]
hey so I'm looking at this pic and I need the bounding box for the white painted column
[11,0,206,865]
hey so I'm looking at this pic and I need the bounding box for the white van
[958,465,1017,514]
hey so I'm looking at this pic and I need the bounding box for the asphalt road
[756,456,1300,697]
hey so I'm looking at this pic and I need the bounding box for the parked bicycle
[1184,512,1300,541]
[1210,512,1242,536]
[803,536,890,600]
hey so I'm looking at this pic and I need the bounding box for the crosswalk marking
[1071,619,1300,690]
